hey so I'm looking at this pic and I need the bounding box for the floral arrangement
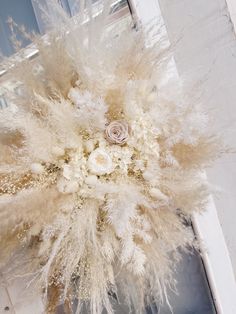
[0,1,221,313]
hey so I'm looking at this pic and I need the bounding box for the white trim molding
[193,197,236,314]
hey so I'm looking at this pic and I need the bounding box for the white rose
[87,148,113,175]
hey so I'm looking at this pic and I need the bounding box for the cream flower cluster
[42,87,163,197]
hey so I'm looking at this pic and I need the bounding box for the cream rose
[105,120,129,145]
[87,148,113,175]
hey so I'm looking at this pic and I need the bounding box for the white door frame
[128,1,236,313]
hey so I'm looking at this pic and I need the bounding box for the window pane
[66,0,129,16]
[0,95,7,109]
[0,0,130,57]
[156,250,216,314]
[0,0,39,56]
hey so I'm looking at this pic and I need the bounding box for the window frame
[128,1,236,313]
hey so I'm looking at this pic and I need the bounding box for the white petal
[57,178,79,194]
[62,165,73,180]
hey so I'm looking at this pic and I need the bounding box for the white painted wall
[131,1,236,312]
[158,0,236,279]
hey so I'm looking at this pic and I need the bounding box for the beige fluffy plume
[0,1,222,313]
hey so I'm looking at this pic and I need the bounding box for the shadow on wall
[56,251,216,314]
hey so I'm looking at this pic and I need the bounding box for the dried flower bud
[105,120,129,145]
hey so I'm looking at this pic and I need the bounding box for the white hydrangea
[127,116,160,160]
[107,145,134,174]
[56,150,87,193]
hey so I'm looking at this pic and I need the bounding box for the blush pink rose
[105,120,129,145]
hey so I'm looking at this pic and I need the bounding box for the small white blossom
[56,151,87,195]
[128,117,160,159]
[134,160,145,172]
[108,145,133,174]
[62,164,73,180]
[68,88,108,130]
[142,170,154,182]
[85,175,98,186]
[30,163,44,174]
[57,177,79,194]
[52,146,65,157]
[62,163,84,182]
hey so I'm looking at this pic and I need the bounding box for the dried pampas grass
[0,1,222,313]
